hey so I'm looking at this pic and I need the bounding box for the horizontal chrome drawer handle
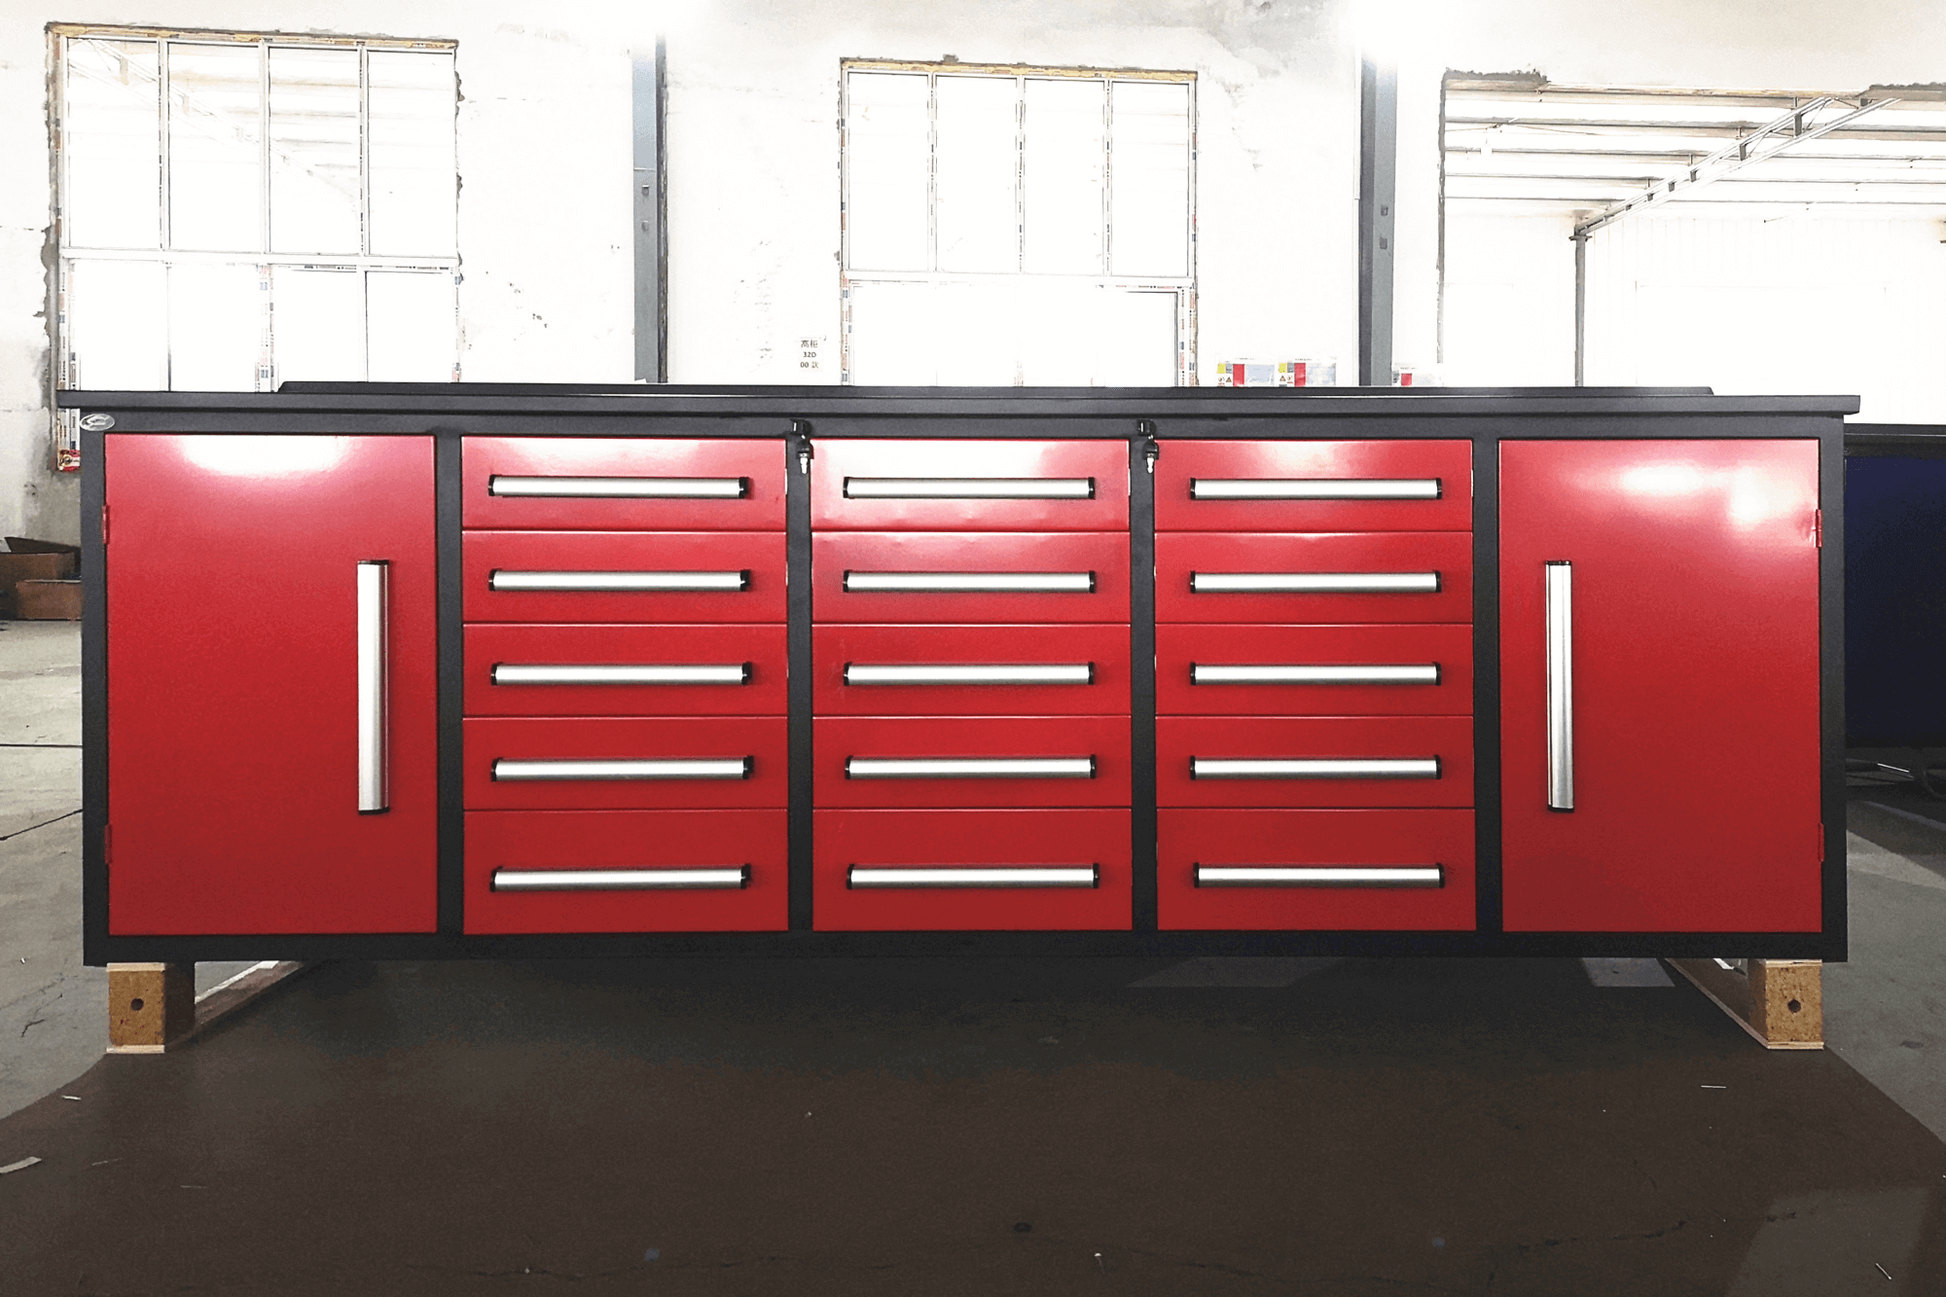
[848,865,1100,889]
[846,756,1096,779]
[1195,865,1445,888]
[489,569,751,592]
[488,475,749,499]
[844,663,1094,686]
[1190,477,1441,501]
[1190,571,1440,594]
[492,757,753,781]
[1191,663,1440,686]
[1190,757,1440,780]
[491,663,751,686]
[844,477,1095,500]
[492,866,751,891]
[844,570,1096,593]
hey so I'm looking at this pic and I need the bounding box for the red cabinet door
[105,434,436,934]
[1500,440,1822,932]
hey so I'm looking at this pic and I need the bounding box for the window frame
[48,24,461,468]
[838,58,1198,386]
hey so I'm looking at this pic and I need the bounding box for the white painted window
[52,30,459,467]
[841,62,1195,386]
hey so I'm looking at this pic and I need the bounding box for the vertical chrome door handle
[1546,561,1573,811]
[357,561,390,813]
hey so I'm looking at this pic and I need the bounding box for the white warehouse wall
[1582,212,1946,421]
[4,0,1946,542]
[1440,213,1576,385]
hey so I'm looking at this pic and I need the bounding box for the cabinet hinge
[1813,509,1823,548]
[100,504,109,546]
[102,824,111,866]
[1819,823,1826,862]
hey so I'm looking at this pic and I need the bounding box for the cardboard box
[4,537,80,559]
[15,579,81,621]
[0,552,79,618]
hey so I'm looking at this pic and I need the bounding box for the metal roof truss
[1443,79,1946,225]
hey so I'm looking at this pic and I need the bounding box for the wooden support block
[106,961,312,1054]
[1749,959,1824,1047]
[1668,957,1823,1050]
[106,963,195,1054]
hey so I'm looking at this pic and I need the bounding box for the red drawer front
[465,809,787,933]
[1155,440,1472,532]
[1156,623,1472,716]
[463,437,786,531]
[464,531,786,624]
[1156,715,1474,807]
[1157,808,1475,930]
[811,439,1129,531]
[814,532,1130,624]
[465,623,788,716]
[814,809,1131,930]
[465,716,787,810]
[1155,532,1473,625]
[813,623,1130,717]
[815,715,1131,808]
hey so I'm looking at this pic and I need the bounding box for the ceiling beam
[1574,97,1900,236]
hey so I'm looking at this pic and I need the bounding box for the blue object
[1846,454,1946,744]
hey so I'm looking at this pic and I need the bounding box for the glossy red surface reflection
[105,435,437,934]
[1499,440,1821,933]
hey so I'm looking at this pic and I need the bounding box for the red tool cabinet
[72,388,1851,962]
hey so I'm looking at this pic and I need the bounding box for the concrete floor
[2,617,1944,1147]
[0,621,252,1118]
[5,621,1946,1293]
